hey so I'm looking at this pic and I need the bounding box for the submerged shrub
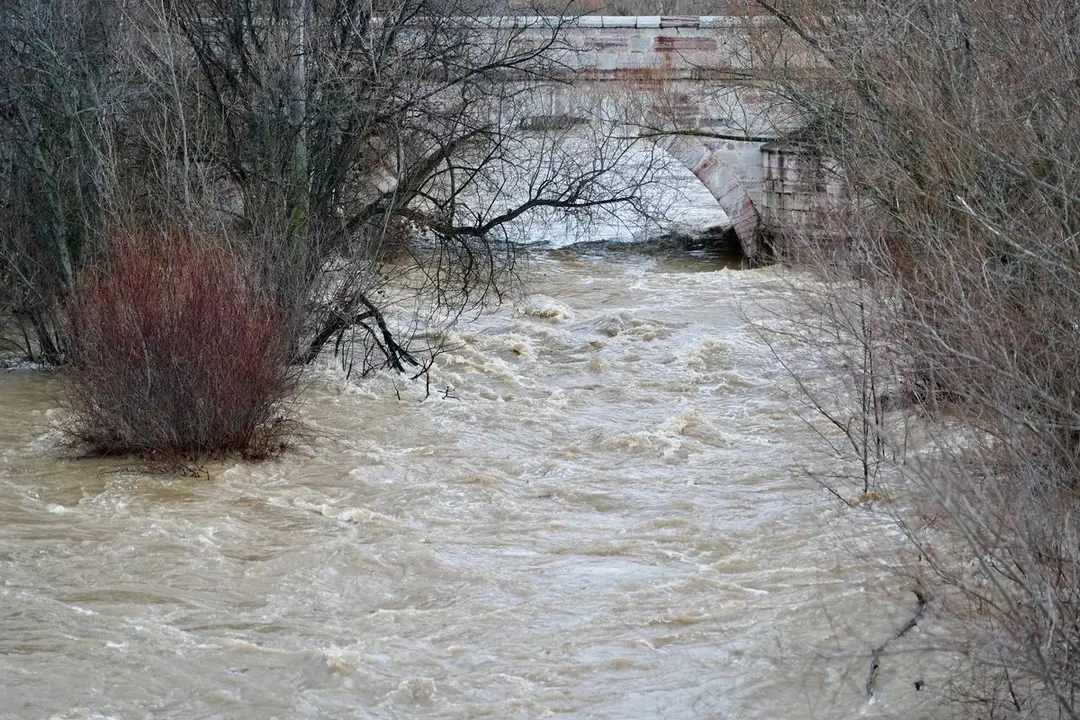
[63,231,297,459]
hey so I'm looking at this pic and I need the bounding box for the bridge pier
[759,141,850,256]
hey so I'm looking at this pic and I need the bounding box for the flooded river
[0,250,947,719]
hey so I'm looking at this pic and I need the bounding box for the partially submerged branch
[866,586,931,698]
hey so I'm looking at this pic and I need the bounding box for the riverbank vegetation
[0,0,662,458]
[744,0,1080,715]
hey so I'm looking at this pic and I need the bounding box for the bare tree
[0,0,118,363]
[159,0,667,375]
[750,267,896,504]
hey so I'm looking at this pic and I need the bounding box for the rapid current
[0,169,948,719]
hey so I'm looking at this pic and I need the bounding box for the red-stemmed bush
[63,231,298,459]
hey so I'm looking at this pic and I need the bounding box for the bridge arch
[514,114,768,256]
[649,135,765,259]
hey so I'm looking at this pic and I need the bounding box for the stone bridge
[499,16,844,258]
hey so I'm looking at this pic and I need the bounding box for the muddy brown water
[0,253,948,719]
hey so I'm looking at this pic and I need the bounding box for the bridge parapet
[509,15,759,77]
[491,16,757,28]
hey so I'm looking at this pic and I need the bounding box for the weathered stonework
[760,143,850,248]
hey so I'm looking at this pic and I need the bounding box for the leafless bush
[743,0,1080,715]
[752,269,897,503]
[63,230,298,459]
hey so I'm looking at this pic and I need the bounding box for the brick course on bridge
[509,15,765,79]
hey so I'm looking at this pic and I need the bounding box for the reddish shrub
[63,231,297,459]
